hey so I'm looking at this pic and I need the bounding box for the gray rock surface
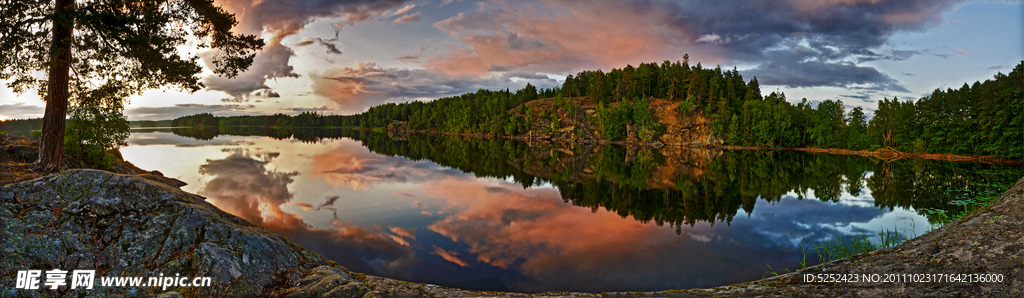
[0,169,364,297]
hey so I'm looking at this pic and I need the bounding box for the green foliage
[917,182,1010,229]
[0,0,263,95]
[63,89,129,170]
[30,129,41,137]
[844,106,871,150]
[0,118,43,132]
[596,102,628,141]
[678,96,695,115]
[630,98,661,142]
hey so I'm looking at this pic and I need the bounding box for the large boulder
[0,169,366,297]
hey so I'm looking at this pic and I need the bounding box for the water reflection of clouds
[741,196,888,247]
[196,149,420,277]
[422,178,726,291]
[130,132,939,291]
[310,144,467,189]
[413,177,923,292]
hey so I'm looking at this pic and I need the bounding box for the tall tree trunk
[37,0,75,172]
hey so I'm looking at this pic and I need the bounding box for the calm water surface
[120,128,1020,292]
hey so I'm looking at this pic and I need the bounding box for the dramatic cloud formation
[427,0,960,92]
[202,42,300,101]
[197,149,419,276]
[203,0,413,100]
[428,0,699,76]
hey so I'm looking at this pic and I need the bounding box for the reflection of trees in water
[171,127,1022,227]
[866,159,1021,218]
[171,126,219,140]
[172,126,361,143]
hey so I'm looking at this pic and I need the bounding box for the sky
[0,0,1021,121]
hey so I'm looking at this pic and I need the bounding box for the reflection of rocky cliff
[169,127,1022,227]
[508,142,721,190]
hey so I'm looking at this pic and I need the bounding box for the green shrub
[914,138,927,153]
[63,88,130,171]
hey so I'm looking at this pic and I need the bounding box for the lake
[119,128,1021,293]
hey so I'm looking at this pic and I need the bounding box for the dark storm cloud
[746,58,909,92]
[124,103,257,121]
[664,0,958,90]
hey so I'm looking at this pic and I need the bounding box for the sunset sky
[0,0,1020,120]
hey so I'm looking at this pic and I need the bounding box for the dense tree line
[360,84,558,134]
[869,63,1023,159]
[0,118,43,132]
[171,112,363,129]
[169,57,1020,159]
[355,58,1022,159]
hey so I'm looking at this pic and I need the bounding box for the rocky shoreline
[0,168,1019,297]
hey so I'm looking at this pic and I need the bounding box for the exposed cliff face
[650,101,723,146]
[511,97,723,146]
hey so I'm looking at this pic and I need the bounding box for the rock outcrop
[512,97,723,146]
[0,169,367,297]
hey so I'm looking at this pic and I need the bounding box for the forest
[170,58,1022,159]
[170,112,362,129]
[0,118,43,132]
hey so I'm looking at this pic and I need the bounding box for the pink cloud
[422,178,678,273]
[432,246,471,267]
[426,0,717,76]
